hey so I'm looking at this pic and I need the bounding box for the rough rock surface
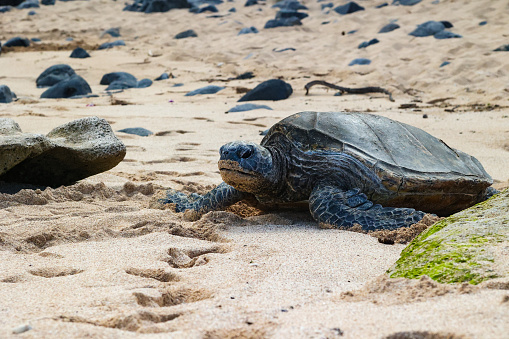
[388,189,509,285]
[0,117,126,187]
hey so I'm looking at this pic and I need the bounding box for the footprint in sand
[125,267,179,283]
[29,267,84,278]
[132,286,211,307]
[165,246,224,269]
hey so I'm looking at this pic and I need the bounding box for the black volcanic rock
[36,64,76,88]
[379,22,400,33]
[0,85,15,103]
[4,37,30,47]
[238,79,292,101]
[175,29,198,39]
[264,17,301,29]
[334,1,363,15]
[40,75,92,99]
[70,47,91,58]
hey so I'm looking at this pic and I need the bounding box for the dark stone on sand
[137,78,153,88]
[375,2,388,8]
[358,38,379,49]
[98,40,125,50]
[4,37,30,47]
[0,0,22,5]
[196,4,217,12]
[28,10,36,15]
[0,85,15,103]
[0,5,11,11]
[172,83,184,87]
[409,21,445,37]
[175,29,197,39]
[348,30,357,34]
[273,47,295,52]
[17,0,39,9]
[264,17,301,29]
[439,61,450,67]
[66,37,74,41]
[234,72,254,80]
[36,64,76,88]
[228,7,235,12]
[238,79,292,102]
[244,0,257,6]
[434,31,461,39]
[31,38,41,42]
[124,0,191,13]
[275,9,308,20]
[494,44,509,52]
[117,127,153,136]
[349,58,371,66]
[185,85,224,96]
[238,26,259,35]
[0,116,126,187]
[479,21,487,26]
[155,72,170,80]
[379,22,399,33]
[333,2,364,15]
[392,0,421,5]
[101,27,121,38]
[100,72,137,86]
[41,0,54,4]
[272,0,307,11]
[40,75,92,99]
[227,103,272,113]
[440,21,453,28]
[70,47,91,58]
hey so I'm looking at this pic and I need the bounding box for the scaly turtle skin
[161,111,496,231]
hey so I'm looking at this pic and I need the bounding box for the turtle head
[218,141,279,195]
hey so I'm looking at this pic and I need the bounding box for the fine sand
[1,0,509,338]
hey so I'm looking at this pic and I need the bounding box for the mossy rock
[388,189,509,284]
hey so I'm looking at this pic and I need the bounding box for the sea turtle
[161,111,496,230]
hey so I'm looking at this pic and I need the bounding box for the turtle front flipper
[160,182,249,220]
[309,185,426,231]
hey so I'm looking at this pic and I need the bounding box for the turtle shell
[261,111,493,215]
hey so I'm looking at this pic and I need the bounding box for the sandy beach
[1,0,509,337]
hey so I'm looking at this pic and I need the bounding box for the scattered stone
[0,85,15,103]
[388,189,509,285]
[275,9,308,20]
[98,40,125,50]
[392,0,421,5]
[40,75,92,99]
[434,31,462,39]
[117,127,153,136]
[31,38,41,42]
[137,78,153,88]
[238,79,292,101]
[172,83,184,87]
[244,0,257,6]
[238,26,259,35]
[28,10,36,15]
[66,37,74,42]
[358,38,379,49]
[494,44,509,52]
[409,21,445,37]
[100,72,138,91]
[272,0,307,10]
[185,85,224,96]
[36,64,76,88]
[375,2,388,8]
[124,0,191,13]
[17,0,38,9]
[349,58,371,66]
[227,103,272,113]
[479,21,487,26]
[0,6,11,12]
[4,37,30,47]
[320,2,333,10]
[333,1,364,15]
[439,61,450,67]
[228,7,235,12]
[273,47,296,52]
[233,72,254,80]
[0,117,126,187]
[100,27,121,38]
[264,17,301,29]
[12,324,32,335]
[41,0,54,4]
[175,29,197,39]
[379,22,400,33]
[155,72,170,80]
[193,4,217,12]
[70,47,91,58]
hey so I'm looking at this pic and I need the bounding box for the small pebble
[117,127,153,137]
[185,85,224,96]
[348,58,371,66]
[422,114,428,119]
[12,324,32,334]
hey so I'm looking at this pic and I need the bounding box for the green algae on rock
[388,189,509,284]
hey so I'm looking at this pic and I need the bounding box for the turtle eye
[238,147,253,159]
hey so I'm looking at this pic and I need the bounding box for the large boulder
[0,117,126,187]
[36,64,76,88]
[388,189,509,285]
[40,75,92,99]
[238,79,292,101]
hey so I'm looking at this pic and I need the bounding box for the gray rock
[97,40,125,50]
[175,29,198,39]
[388,189,509,285]
[117,127,153,136]
[379,22,400,33]
[0,85,15,103]
[227,103,273,113]
[238,79,292,102]
[40,75,92,99]
[0,117,126,187]
[185,85,224,96]
[36,64,76,88]
[409,21,445,37]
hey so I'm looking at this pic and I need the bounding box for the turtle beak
[220,142,254,162]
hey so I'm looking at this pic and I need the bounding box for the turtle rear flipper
[309,186,426,231]
[160,182,248,220]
